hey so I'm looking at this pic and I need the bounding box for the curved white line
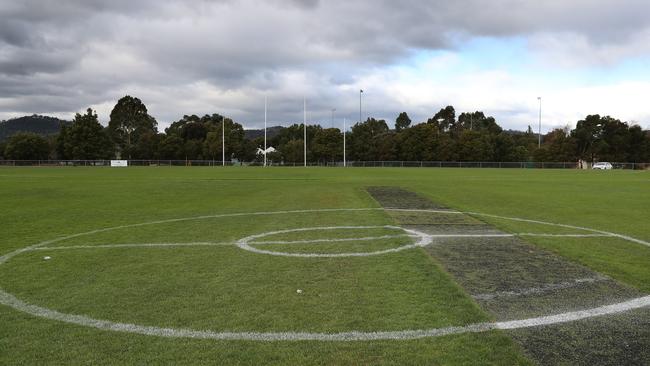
[0,289,647,341]
[251,234,415,245]
[1,208,648,342]
[236,226,431,258]
[465,211,650,247]
[31,242,235,251]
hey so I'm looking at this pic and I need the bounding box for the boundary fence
[1,160,649,169]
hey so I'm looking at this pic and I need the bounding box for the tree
[571,115,603,162]
[58,109,113,159]
[107,95,157,158]
[429,106,456,133]
[129,131,162,159]
[281,139,305,163]
[204,131,223,162]
[627,125,649,162]
[457,130,493,161]
[395,112,411,131]
[165,114,251,161]
[272,124,322,163]
[458,112,502,134]
[4,132,50,160]
[540,127,577,162]
[492,133,516,162]
[348,118,389,161]
[311,128,343,163]
[158,135,185,159]
[398,123,439,161]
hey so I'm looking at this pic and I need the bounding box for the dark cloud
[1,0,649,129]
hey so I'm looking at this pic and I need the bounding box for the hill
[0,115,69,141]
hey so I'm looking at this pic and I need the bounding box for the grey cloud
[1,0,650,129]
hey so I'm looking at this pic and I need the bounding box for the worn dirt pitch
[367,186,650,365]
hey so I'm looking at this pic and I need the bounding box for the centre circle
[0,208,647,341]
[235,225,432,257]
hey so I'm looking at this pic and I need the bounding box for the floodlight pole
[222,116,225,166]
[537,97,542,148]
[303,97,307,167]
[343,117,346,167]
[264,96,267,167]
[331,108,336,128]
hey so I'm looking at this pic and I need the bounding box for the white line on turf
[465,211,650,247]
[0,289,647,341]
[383,208,464,214]
[30,234,417,252]
[31,242,235,250]
[251,234,416,245]
[1,208,648,342]
[236,226,432,258]
[30,233,611,252]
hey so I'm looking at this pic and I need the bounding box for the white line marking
[31,233,609,252]
[32,242,235,250]
[236,226,431,258]
[1,207,648,342]
[0,208,384,265]
[495,296,650,330]
[384,208,464,214]
[465,211,650,247]
[516,233,612,238]
[473,276,609,300]
[430,234,514,238]
[0,289,647,341]
[251,234,415,245]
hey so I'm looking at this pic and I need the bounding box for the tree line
[1,95,649,163]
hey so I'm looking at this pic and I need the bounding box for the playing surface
[1,167,649,365]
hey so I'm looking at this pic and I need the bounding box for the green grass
[1,166,648,365]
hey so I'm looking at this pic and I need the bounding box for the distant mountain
[0,115,69,141]
[244,125,285,140]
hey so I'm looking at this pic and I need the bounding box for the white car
[592,162,613,170]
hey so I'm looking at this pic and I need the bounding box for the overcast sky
[1,0,650,131]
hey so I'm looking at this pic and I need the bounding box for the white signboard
[110,160,128,167]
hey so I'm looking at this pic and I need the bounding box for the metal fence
[1,159,649,169]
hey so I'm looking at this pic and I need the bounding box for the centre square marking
[236,225,432,257]
[0,207,648,342]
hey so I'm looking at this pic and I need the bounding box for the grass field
[1,167,648,365]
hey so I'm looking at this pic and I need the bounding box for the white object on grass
[43,256,51,260]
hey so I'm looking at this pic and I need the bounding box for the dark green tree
[541,127,577,162]
[571,115,603,162]
[348,118,389,161]
[397,123,439,161]
[281,139,305,163]
[627,125,649,162]
[4,132,50,160]
[158,135,185,159]
[429,106,456,133]
[458,112,502,134]
[457,130,493,161]
[107,95,158,158]
[395,112,411,131]
[58,109,113,159]
[312,128,343,163]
